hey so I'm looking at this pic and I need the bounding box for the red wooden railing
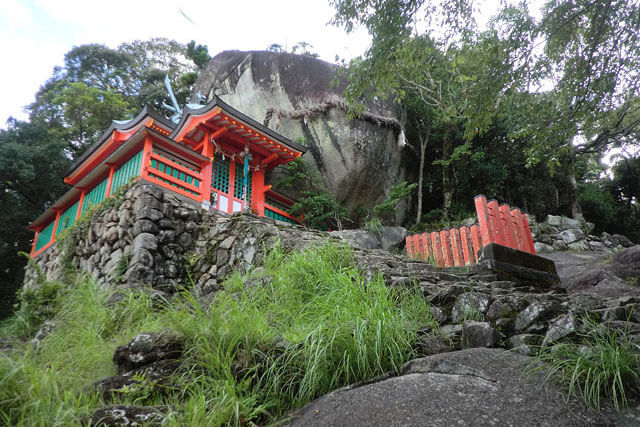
[406,195,535,267]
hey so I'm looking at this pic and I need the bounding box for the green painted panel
[234,163,252,201]
[81,178,108,214]
[35,220,55,253]
[212,154,230,193]
[112,150,142,194]
[56,201,79,235]
[265,208,296,224]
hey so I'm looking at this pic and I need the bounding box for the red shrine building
[28,98,307,257]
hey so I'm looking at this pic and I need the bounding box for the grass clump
[1,241,436,426]
[530,317,640,410]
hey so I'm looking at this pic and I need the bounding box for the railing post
[470,224,482,263]
[431,231,444,267]
[449,228,464,267]
[499,203,516,249]
[459,226,472,265]
[422,232,431,261]
[511,208,525,252]
[487,199,505,246]
[406,235,415,258]
[440,230,454,268]
[521,213,536,254]
[474,195,493,247]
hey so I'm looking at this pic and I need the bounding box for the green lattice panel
[56,201,79,236]
[34,220,55,253]
[81,178,108,214]
[112,150,142,194]
[234,163,253,202]
[265,208,296,224]
[212,154,230,193]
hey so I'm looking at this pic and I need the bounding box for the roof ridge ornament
[162,75,183,124]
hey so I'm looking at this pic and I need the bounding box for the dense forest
[0,39,211,316]
[2,0,640,316]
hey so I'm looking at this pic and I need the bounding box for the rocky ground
[22,182,640,426]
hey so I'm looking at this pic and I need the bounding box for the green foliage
[0,119,71,319]
[277,158,347,230]
[579,180,640,243]
[364,217,382,234]
[0,242,435,425]
[372,181,417,220]
[51,81,135,152]
[186,40,211,70]
[529,318,640,410]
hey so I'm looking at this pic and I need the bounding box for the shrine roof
[67,105,174,177]
[171,96,307,155]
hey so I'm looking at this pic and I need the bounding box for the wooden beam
[209,126,228,140]
[261,153,278,166]
[182,137,198,146]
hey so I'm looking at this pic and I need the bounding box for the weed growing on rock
[530,317,640,410]
[0,241,435,426]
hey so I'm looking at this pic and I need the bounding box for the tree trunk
[442,124,454,219]
[568,174,583,220]
[416,128,429,225]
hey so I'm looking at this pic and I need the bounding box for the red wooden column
[30,228,42,257]
[105,165,116,198]
[76,189,87,218]
[440,230,454,267]
[251,169,266,216]
[200,135,214,205]
[140,136,154,181]
[51,208,62,242]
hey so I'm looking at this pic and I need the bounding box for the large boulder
[192,50,408,223]
[289,348,606,426]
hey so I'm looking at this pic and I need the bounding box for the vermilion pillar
[252,169,266,216]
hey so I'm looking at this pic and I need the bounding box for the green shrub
[529,317,640,410]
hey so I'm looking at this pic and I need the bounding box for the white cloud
[0,0,371,128]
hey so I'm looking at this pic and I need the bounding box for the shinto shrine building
[28,98,307,257]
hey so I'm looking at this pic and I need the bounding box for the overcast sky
[0,0,372,129]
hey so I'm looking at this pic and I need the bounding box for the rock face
[192,50,408,222]
[289,348,606,426]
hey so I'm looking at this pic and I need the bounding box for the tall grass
[1,241,436,425]
[530,317,640,410]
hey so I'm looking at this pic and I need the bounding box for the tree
[186,40,211,70]
[0,119,71,318]
[29,39,209,159]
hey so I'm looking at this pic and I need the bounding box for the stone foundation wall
[23,181,329,294]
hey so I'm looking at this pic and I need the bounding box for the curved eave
[170,96,308,155]
[66,106,175,178]
[30,127,205,231]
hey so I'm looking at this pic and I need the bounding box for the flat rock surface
[541,247,640,297]
[288,348,606,427]
[539,250,610,284]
